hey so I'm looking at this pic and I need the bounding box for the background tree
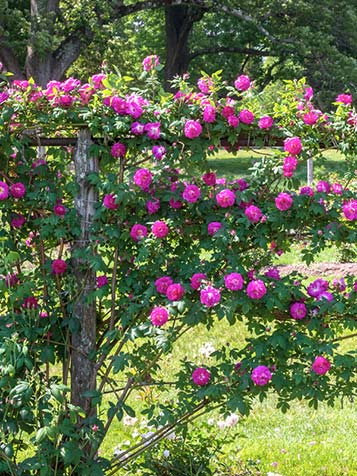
[1,0,357,102]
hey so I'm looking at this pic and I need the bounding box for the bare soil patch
[277,262,357,278]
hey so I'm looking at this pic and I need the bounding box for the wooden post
[307,156,313,185]
[71,128,98,418]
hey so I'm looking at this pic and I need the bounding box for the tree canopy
[0,0,356,103]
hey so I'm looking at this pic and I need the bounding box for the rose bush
[0,61,356,475]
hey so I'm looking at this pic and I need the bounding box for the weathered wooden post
[71,128,98,417]
[307,155,313,185]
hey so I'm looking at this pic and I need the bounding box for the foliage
[0,61,356,475]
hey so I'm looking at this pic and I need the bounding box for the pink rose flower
[227,115,239,128]
[10,182,26,199]
[131,121,145,135]
[169,198,183,209]
[258,116,274,129]
[182,184,201,203]
[150,306,169,326]
[22,296,39,309]
[0,181,9,200]
[304,86,314,100]
[203,105,216,123]
[146,198,160,214]
[54,203,67,216]
[311,356,331,375]
[245,205,263,223]
[284,137,302,155]
[216,189,235,208]
[152,145,166,160]
[58,95,75,108]
[91,73,106,89]
[51,259,67,275]
[133,168,153,191]
[200,286,221,307]
[197,77,214,94]
[151,220,169,238]
[335,93,352,105]
[246,280,267,299]
[184,120,202,139]
[103,194,119,210]
[300,186,314,197]
[0,92,9,104]
[130,224,148,241]
[303,112,319,125]
[234,75,251,91]
[155,276,173,294]
[208,221,222,236]
[307,278,329,298]
[239,109,254,124]
[166,283,185,301]
[192,367,211,386]
[190,273,207,290]
[111,142,126,158]
[283,155,298,178]
[290,302,307,320]
[10,214,26,228]
[202,172,216,186]
[224,273,244,291]
[316,180,330,193]
[145,122,161,140]
[97,275,109,288]
[342,199,357,220]
[275,192,293,211]
[5,273,19,288]
[142,55,160,71]
[221,105,235,118]
[251,365,272,386]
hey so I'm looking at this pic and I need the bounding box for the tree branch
[189,46,277,61]
[111,0,279,44]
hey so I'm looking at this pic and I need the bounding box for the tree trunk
[164,5,205,90]
[71,128,98,420]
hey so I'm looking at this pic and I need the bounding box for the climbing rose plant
[0,61,356,475]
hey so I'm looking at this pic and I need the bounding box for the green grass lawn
[207,148,346,184]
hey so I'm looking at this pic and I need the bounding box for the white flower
[217,420,227,430]
[225,413,239,427]
[198,342,215,358]
[123,415,138,426]
[163,449,170,458]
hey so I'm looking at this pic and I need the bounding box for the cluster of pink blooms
[142,55,160,72]
[283,137,303,177]
[0,181,26,200]
[307,278,333,302]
